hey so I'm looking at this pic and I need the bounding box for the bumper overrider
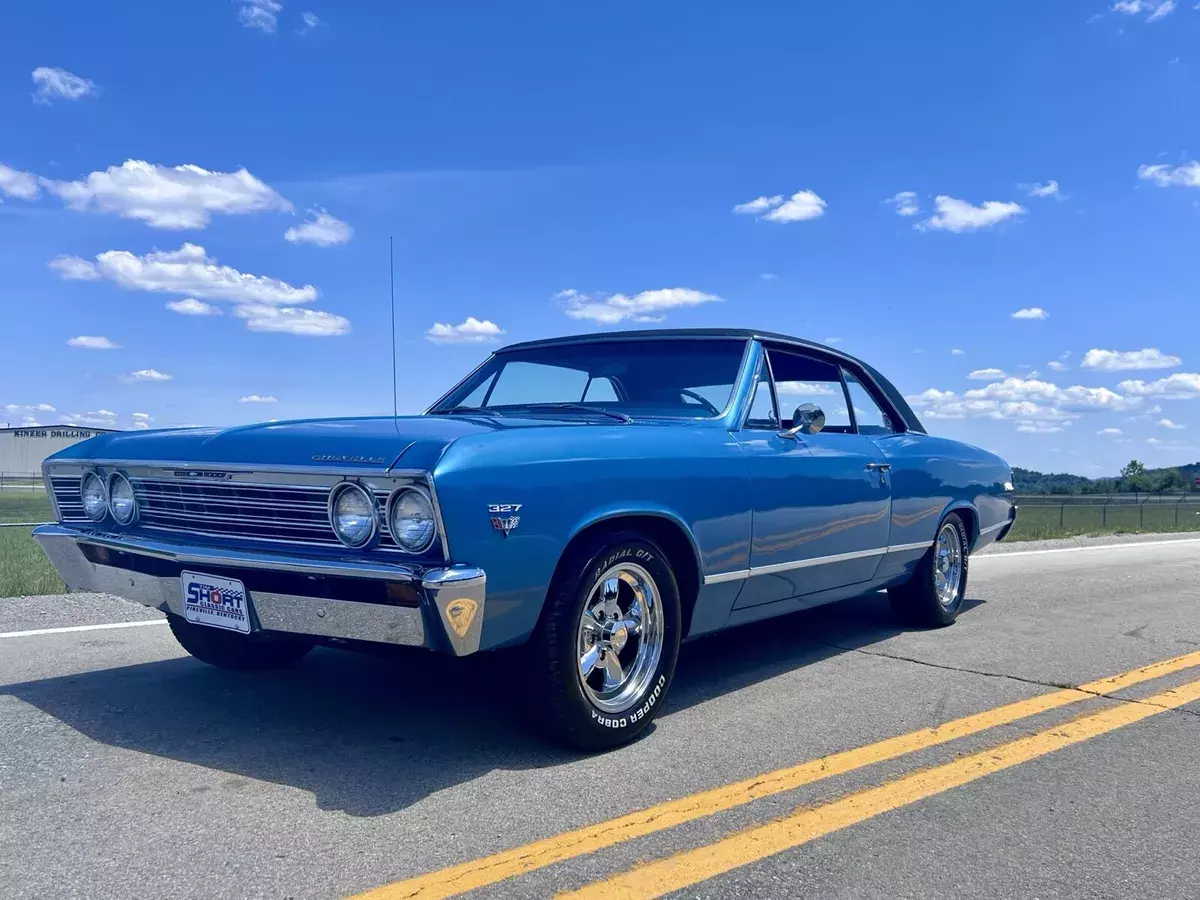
[33,525,487,656]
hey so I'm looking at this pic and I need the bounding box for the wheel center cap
[607,624,629,653]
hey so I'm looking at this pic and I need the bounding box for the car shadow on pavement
[2,591,983,817]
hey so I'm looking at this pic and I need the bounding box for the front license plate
[181,571,252,634]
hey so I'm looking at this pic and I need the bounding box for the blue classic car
[35,329,1016,749]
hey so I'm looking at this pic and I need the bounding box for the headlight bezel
[327,481,379,549]
[107,471,139,525]
[80,471,109,522]
[386,486,438,554]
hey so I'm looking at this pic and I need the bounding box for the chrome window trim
[702,540,934,586]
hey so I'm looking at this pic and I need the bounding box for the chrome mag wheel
[576,562,665,714]
[934,522,963,607]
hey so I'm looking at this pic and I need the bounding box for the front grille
[50,475,86,522]
[49,472,417,554]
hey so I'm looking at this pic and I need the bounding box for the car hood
[47,414,597,472]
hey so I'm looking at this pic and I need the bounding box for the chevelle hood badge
[311,454,387,464]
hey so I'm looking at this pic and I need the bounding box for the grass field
[2,493,1199,598]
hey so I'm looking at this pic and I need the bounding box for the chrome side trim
[978,520,1008,536]
[702,540,934,586]
[44,459,433,479]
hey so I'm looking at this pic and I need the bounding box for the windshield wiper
[511,403,632,423]
[430,405,502,416]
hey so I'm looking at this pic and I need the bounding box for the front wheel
[888,512,970,627]
[525,531,682,751]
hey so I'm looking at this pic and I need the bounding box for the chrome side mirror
[778,403,826,440]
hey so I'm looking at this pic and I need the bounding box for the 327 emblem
[488,503,522,537]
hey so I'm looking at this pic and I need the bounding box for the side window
[582,377,618,402]
[744,365,779,428]
[767,349,852,432]
[843,368,896,434]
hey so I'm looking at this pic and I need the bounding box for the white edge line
[0,619,168,639]
[977,537,1200,560]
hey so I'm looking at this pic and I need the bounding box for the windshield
[430,338,748,419]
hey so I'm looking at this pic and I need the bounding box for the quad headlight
[80,472,108,521]
[328,482,378,548]
[388,487,437,553]
[108,472,138,525]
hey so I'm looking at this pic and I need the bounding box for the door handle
[865,462,891,472]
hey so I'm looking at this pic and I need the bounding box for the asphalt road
[2,533,1199,900]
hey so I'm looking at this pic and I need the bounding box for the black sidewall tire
[528,532,682,752]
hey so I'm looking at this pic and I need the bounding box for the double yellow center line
[350,650,1200,900]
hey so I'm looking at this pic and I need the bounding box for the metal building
[0,425,118,477]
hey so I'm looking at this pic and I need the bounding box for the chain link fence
[1013,492,1200,536]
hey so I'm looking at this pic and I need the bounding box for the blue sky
[2,0,1199,476]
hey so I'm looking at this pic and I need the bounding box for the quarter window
[842,368,896,434]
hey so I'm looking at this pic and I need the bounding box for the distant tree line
[1012,459,1200,494]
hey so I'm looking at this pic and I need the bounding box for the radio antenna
[389,236,398,418]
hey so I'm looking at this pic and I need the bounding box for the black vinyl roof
[497,328,926,434]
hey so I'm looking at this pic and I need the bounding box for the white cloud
[233,303,351,337]
[132,412,151,420]
[299,11,322,32]
[48,254,102,281]
[1118,373,1200,399]
[732,195,783,215]
[425,317,505,344]
[64,410,118,427]
[1047,360,1068,371]
[886,191,920,216]
[131,421,150,430]
[1157,418,1186,429]
[916,195,1026,233]
[968,368,1007,380]
[67,335,120,350]
[41,160,291,229]
[1020,180,1060,198]
[1113,0,1176,18]
[907,376,1140,423]
[0,163,41,200]
[951,348,965,356]
[1138,161,1200,188]
[166,298,222,316]
[238,0,282,32]
[1011,307,1049,320]
[124,369,172,382]
[1098,427,1124,436]
[1016,421,1066,434]
[1081,348,1181,371]
[777,381,837,396]
[824,337,843,345]
[284,208,352,246]
[760,273,778,281]
[53,244,317,305]
[239,394,278,403]
[558,287,722,324]
[31,67,98,104]
[762,190,827,223]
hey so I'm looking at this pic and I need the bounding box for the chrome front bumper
[32,525,486,656]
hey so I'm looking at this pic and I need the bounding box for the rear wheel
[167,613,314,670]
[888,512,969,627]
[524,531,682,751]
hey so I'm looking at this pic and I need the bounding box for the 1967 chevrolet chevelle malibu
[35,329,1016,750]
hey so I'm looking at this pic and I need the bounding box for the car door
[732,345,893,609]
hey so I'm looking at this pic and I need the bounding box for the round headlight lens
[388,488,436,553]
[80,472,108,521]
[329,483,377,548]
[108,473,137,525]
